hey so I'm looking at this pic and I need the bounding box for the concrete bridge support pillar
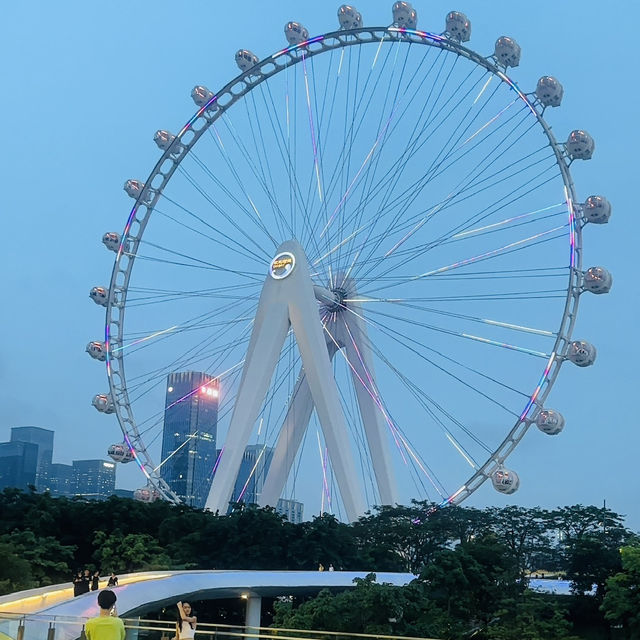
[245,595,262,634]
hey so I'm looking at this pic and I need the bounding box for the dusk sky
[1,1,637,527]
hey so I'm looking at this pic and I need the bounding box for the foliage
[0,488,635,638]
[601,545,640,638]
[0,542,34,595]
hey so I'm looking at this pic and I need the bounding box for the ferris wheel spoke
[171,165,274,259]
[156,195,269,263]
[325,61,499,265]
[341,303,524,416]
[369,340,488,461]
[185,147,280,244]
[332,41,425,280]
[346,107,538,282]
[355,142,552,272]
[355,304,552,360]
[348,298,556,338]
[220,113,294,242]
[317,38,407,244]
[337,104,534,286]
[256,81,325,262]
[202,125,282,249]
[244,89,291,240]
[124,241,264,282]
[125,300,258,388]
[359,223,567,296]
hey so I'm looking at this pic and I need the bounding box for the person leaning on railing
[85,590,125,640]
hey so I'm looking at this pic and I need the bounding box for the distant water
[529,578,595,595]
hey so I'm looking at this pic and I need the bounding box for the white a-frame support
[205,240,369,521]
[258,277,398,511]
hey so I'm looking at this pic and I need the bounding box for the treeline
[0,489,638,637]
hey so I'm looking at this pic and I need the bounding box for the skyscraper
[0,441,38,490]
[41,462,75,496]
[72,459,116,499]
[226,445,305,520]
[160,371,219,508]
[230,444,274,507]
[276,498,304,524]
[10,426,54,489]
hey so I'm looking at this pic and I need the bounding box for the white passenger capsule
[536,409,565,436]
[582,195,612,224]
[567,340,597,367]
[102,232,121,252]
[445,11,471,42]
[191,85,215,108]
[154,130,183,154]
[338,5,362,29]
[108,443,134,464]
[86,341,107,361]
[134,485,160,502]
[284,21,309,46]
[392,2,417,29]
[583,267,613,294]
[491,467,520,494]
[494,36,521,67]
[566,130,595,160]
[235,49,259,72]
[124,179,146,199]
[89,286,109,307]
[92,393,115,414]
[535,76,564,107]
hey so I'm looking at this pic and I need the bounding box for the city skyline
[0,1,636,527]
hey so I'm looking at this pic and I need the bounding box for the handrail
[0,611,439,640]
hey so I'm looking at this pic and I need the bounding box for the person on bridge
[107,572,119,587]
[91,570,100,591]
[85,589,125,640]
[73,571,84,597]
[174,601,197,639]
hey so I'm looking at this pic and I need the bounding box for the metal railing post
[47,621,56,640]
[16,620,25,640]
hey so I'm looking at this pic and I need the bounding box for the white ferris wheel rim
[103,24,583,510]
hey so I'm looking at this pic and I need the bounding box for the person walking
[91,570,100,591]
[173,601,197,639]
[85,589,125,640]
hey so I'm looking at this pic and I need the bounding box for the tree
[273,574,448,638]
[353,502,449,573]
[0,542,35,595]
[486,591,579,640]
[93,530,170,573]
[601,546,640,638]
[0,530,76,586]
[485,506,552,578]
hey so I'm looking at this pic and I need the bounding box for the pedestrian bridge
[0,570,414,640]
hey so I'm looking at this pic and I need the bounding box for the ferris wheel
[88,3,612,521]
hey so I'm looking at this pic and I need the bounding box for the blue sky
[0,1,637,527]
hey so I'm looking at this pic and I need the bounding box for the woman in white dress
[174,601,197,639]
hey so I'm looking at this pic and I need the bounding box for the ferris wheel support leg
[285,242,365,521]
[204,292,291,514]
[206,239,366,521]
[339,306,398,506]
[259,340,339,510]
